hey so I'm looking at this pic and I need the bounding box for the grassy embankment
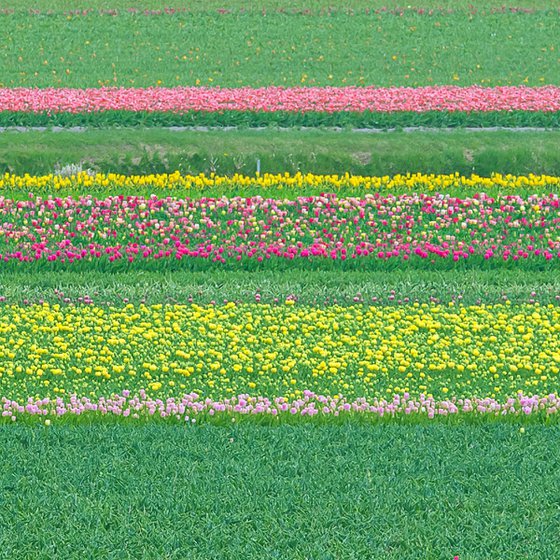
[1,129,560,177]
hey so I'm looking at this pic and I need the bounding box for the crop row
[3,392,560,423]
[3,87,558,113]
[1,269,559,307]
[0,192,559,270]
[3,109,559,129]
[0,302,558,403]
[2,172,559,194]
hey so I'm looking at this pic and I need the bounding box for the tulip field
[0,186,559,270]
[1,2,560,559]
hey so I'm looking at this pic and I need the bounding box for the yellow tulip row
[0,301,559,402]
[0,171,559,192]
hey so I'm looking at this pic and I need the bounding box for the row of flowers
[0,192,557,266]
[0,301,558,402]
[1,86,558,113]
[1,172,559,192]
[2,392,559,423]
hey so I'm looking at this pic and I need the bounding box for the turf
[1,269,559,306]
[2,128,560,178]
[0,11,558,88]
[0,423,559,559]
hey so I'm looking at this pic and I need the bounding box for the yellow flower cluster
[0,171,559,193]
[1,302,559,401]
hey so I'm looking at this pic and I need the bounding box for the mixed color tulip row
[2,391,560,423]
[0,192,558,268]
[0,302,559,402]
[1,86,558,114]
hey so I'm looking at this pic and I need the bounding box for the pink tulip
[0,86,558,114]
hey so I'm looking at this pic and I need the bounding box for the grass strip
[2,110,559,129]
[0,11,558,88]
[0,269,558,306]
[2,1,558,11]
[1,128,560,177]
[1,423,559,559]
[2,256,558,273]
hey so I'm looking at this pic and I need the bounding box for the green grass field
[0,10,558,88]
[1,1,559,555]
[2,128,560,178]
[1,269,559,306]
[1,423,559,559]
[2,0,558,11]
[5,110,559,130]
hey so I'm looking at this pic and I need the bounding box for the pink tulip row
[2,390,559,422]
[0,192,559,266]
[1,86,559,114]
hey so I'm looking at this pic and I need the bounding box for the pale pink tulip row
[1,86,559,113]
[2,391,559,422]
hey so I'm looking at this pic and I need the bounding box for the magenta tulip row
[2,391,559,422]
[1,86,559,114]
[0,193,558,266]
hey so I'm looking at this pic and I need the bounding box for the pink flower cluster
[0,192,559,266]
[1,86,558,114]
[2,390,559,422]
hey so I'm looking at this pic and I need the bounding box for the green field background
[1,423,559,559]
[0,10,558,88]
